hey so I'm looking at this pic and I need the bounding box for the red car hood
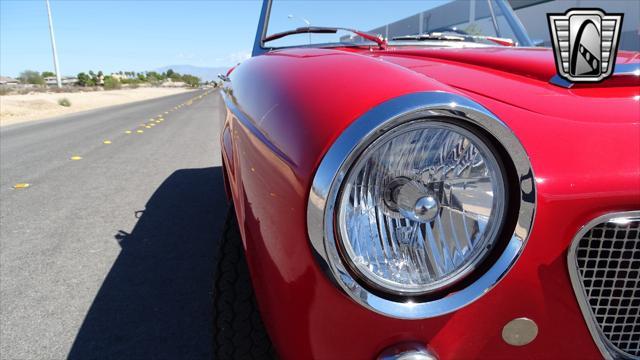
[367,47,639,122]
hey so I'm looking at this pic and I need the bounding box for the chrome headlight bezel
[307,92,536,319]
[335,120,509,296]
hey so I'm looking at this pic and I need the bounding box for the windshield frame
[252,0,533,56]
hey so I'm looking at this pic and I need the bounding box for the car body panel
[219,46,640,359]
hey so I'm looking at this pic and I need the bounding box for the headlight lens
[336,121,506,295]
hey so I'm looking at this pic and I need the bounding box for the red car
[213,1,640,359]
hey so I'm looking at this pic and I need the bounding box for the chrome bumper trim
[377,342,437,360]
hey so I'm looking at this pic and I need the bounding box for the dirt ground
[0,87,196,126]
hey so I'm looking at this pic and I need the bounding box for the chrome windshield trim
[567,211,640,360]
[494,0,533,46]
[252,0,272,56]
[386,40,496,48]
[253,0,532,56]
[307,91,536,319]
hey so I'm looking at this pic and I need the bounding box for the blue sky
[0,0,443,77]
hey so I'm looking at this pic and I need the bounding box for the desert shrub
[103,76,121,90]
[181,74,200,87]
[120,78,141,88]
[58,98,71,107]
[18,70,45,85]
[77,72,95,87]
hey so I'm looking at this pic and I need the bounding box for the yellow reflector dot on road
[137,130,144,133]
[70,156,82,160]
[13,183,30,189]
[145,126,151,129]
[125,130,132,134]
[155,120,161,123]
[103,140,112,144]
[149,123,155,127]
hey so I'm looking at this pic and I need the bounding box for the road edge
[0,88,201,131]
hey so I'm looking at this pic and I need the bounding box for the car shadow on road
[68,166,227,360]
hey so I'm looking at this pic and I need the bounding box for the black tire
[213,208,276,360]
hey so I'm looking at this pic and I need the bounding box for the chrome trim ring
[336,120,508,296]
[377,342,438,360]
[307,91,536,319]
[567,211,640,360]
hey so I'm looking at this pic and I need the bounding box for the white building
[513,0,639,50]
[0,76,19,86]
[44,76,79,86]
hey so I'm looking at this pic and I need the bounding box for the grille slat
[570,214,640,359]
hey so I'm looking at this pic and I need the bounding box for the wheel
[212,208,276,360]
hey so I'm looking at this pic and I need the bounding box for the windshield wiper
[264,26,387,49]
[392,32,515,47]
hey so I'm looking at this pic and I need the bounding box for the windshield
[258,0,532,52]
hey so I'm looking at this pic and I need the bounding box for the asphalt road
[0,89,227,359]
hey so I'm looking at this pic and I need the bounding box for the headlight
[337,121,506,295]
[307,92,535,319]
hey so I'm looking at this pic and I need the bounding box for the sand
[0,87,196,127]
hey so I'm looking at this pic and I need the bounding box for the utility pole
[45,0,62,88]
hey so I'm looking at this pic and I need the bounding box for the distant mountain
[154,65,231,82]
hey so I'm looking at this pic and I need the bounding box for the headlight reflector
[336,121,506,295]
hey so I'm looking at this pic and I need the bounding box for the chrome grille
[569,212,640,360]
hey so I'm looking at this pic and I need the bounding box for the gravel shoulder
[0,87,197,127]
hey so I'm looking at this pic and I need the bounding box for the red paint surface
[219,46,640,360]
